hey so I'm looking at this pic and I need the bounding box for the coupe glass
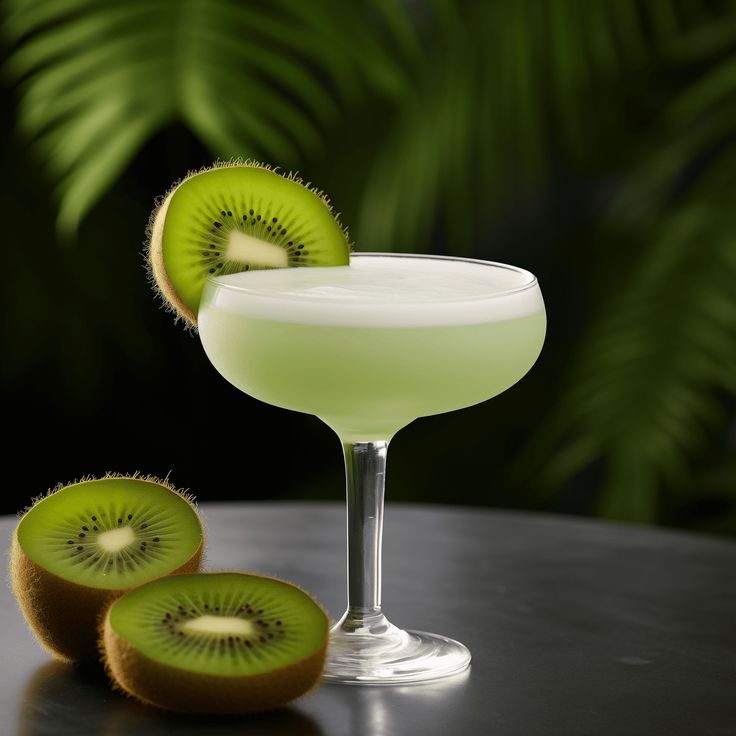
[198,253,546,684]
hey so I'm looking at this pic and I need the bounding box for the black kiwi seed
[77,546,83,551]
[78,533,85,538]
[117,518,122,524]
[91,516,97,521]
[128,514,133,520]
[82,526,88,531]
[67,540,73,544]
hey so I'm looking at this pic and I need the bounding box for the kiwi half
[101,572,328,714]
[10,475,203,663]
[148,161,351,325]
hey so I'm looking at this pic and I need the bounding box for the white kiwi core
[182,615,256,636]
[97,526,135,552]
[226,230,289,267]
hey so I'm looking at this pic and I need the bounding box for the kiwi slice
[101,572,328,714]
[10,475,203,663]
[148,161,351,325]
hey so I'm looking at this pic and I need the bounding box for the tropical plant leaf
[354,0,695,255]
[517,35,736,522]
[0,0,409,237]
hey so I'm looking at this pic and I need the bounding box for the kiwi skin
[100,572,329,714]
[147,158,352,327]
[9,474,204,664]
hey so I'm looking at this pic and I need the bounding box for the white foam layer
[203,254,544,326]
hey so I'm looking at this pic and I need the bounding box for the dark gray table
[2,502,735,736]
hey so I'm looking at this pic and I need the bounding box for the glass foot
[323,611,471,685]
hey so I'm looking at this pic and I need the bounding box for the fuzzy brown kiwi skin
[9,474,205,664]
[99,572,329,714]
[145,158,353,329]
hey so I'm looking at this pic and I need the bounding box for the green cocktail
[199,253,546,683]
[200,254,545,440]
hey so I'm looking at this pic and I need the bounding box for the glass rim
[205,252,539,303]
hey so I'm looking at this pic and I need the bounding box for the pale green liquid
[199,308,546,440]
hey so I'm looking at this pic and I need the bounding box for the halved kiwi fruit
[101,572,328,713]
[10,475,204,663]
[148,161,351,325]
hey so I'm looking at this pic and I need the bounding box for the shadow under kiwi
[19,659,323,736]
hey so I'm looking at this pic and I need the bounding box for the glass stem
[339,440,389,631]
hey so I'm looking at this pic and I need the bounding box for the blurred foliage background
[1,0,734,534]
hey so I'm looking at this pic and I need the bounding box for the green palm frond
[1,0,407,237]
[355,0,696,254]
[534,194,736,521]
[520,39,736,522]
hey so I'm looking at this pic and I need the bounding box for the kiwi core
[227,231,289,268]
[183,616,255,637]
[97,526,135,552]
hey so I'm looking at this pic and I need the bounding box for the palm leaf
[517,37,736,521]
[1,0,408,237]
[354,0,695,255]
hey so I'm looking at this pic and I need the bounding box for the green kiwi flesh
[148,162,351,325]
[102,572,329,713]
[10,476,204,662]
[15,477,202,589]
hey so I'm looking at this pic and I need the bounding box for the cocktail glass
[198,253,546,684]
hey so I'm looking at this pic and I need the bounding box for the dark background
[1,1,734,534]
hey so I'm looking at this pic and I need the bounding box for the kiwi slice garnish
[10,475,203,663]
[148,160,351,325]
[101,572,328,714]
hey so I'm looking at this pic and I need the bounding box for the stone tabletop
[2,502,735,736]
